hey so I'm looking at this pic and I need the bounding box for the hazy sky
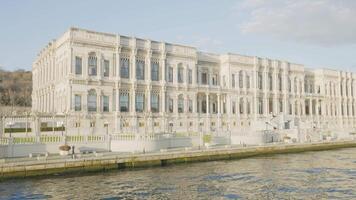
[1,0,356,72]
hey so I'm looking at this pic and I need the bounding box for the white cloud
[237,0,356,46]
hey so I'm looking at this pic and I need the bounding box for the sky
[0,0,356,72]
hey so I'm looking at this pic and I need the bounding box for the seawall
[1,140,356,180]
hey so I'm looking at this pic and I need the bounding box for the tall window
[212,74,217,86]
[75,57,82,75]
[232,101,236,114]
[278,74,282,91]
[151,62,159,81]
[279,100,283,113]
[201,73,208,85]
[103,95,109,112]
[103,60,110,77]
[268,73,273,91]
[258,72,263,90]
[258,98,263,114]
[151,93,159,113]
[178,67,184,83]
[269,98,273,114]
[88,54,97,76]
[239,71,243,88]
[288,78,292,92]
[188,69,192,84]
[188,99,193,112]
[120,58,130,78]
[136,60,145,80]
[202,100,207,113]
[246,75,250,89]
[74,95,81,111]
[294,79,298,93]
[178,95,184,113]
[119,93,129,112]
[168,67,173,82]
[169,98,173,113]
[232,74,235,88]
[87,90,97,112]
[239,98,244,114]
[135,94,144,112]
[247,101,251,114]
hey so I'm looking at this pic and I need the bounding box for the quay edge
[1,141,356,180]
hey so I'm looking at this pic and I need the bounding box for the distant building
[31,27,356,136]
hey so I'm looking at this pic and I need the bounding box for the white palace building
[13,27,354,151]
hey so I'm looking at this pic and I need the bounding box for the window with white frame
[151,93,159,113]
[178,95,184,113]
[232,74,235,88]
[202,100,207,113]
[188,99,193,112]
[178,64,184,83]
[88,54,97,76]
[278,74,282,91]
[74,95,81,111]
[258,98,263,114]
[169,98,173,113]
[239,98,244,114]
[120,58,130,78]
[188,69,192,84]
[119,93,129,112]
[103,60,110,77]
[246,75,250,89]
[239,71,243,88]
[135,93,144,112]
[201,72,208,85]
[103,95,109,112]
[136,60,145,80]
[151,62,159,81]
[268,73,273,91]
[258,72,263,90]
[75,57,82,75]
[87,90,97,112]
[168,67,173,82]
[212,74,217,86]
[232,101,236,114]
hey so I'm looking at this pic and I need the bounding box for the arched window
[87,89,97,112]
[88,53,97,76]
[178,95,184,113]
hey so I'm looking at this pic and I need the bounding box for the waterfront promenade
[1,140,356,180]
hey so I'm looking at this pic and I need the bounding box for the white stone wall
[31,27,356,137]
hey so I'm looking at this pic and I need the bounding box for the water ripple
[0,148,356,199]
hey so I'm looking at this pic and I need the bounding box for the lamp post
[7,121,15,138]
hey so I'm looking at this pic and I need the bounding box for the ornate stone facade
[32,27,356,136]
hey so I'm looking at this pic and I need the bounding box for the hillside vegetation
[0,68,32,107]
